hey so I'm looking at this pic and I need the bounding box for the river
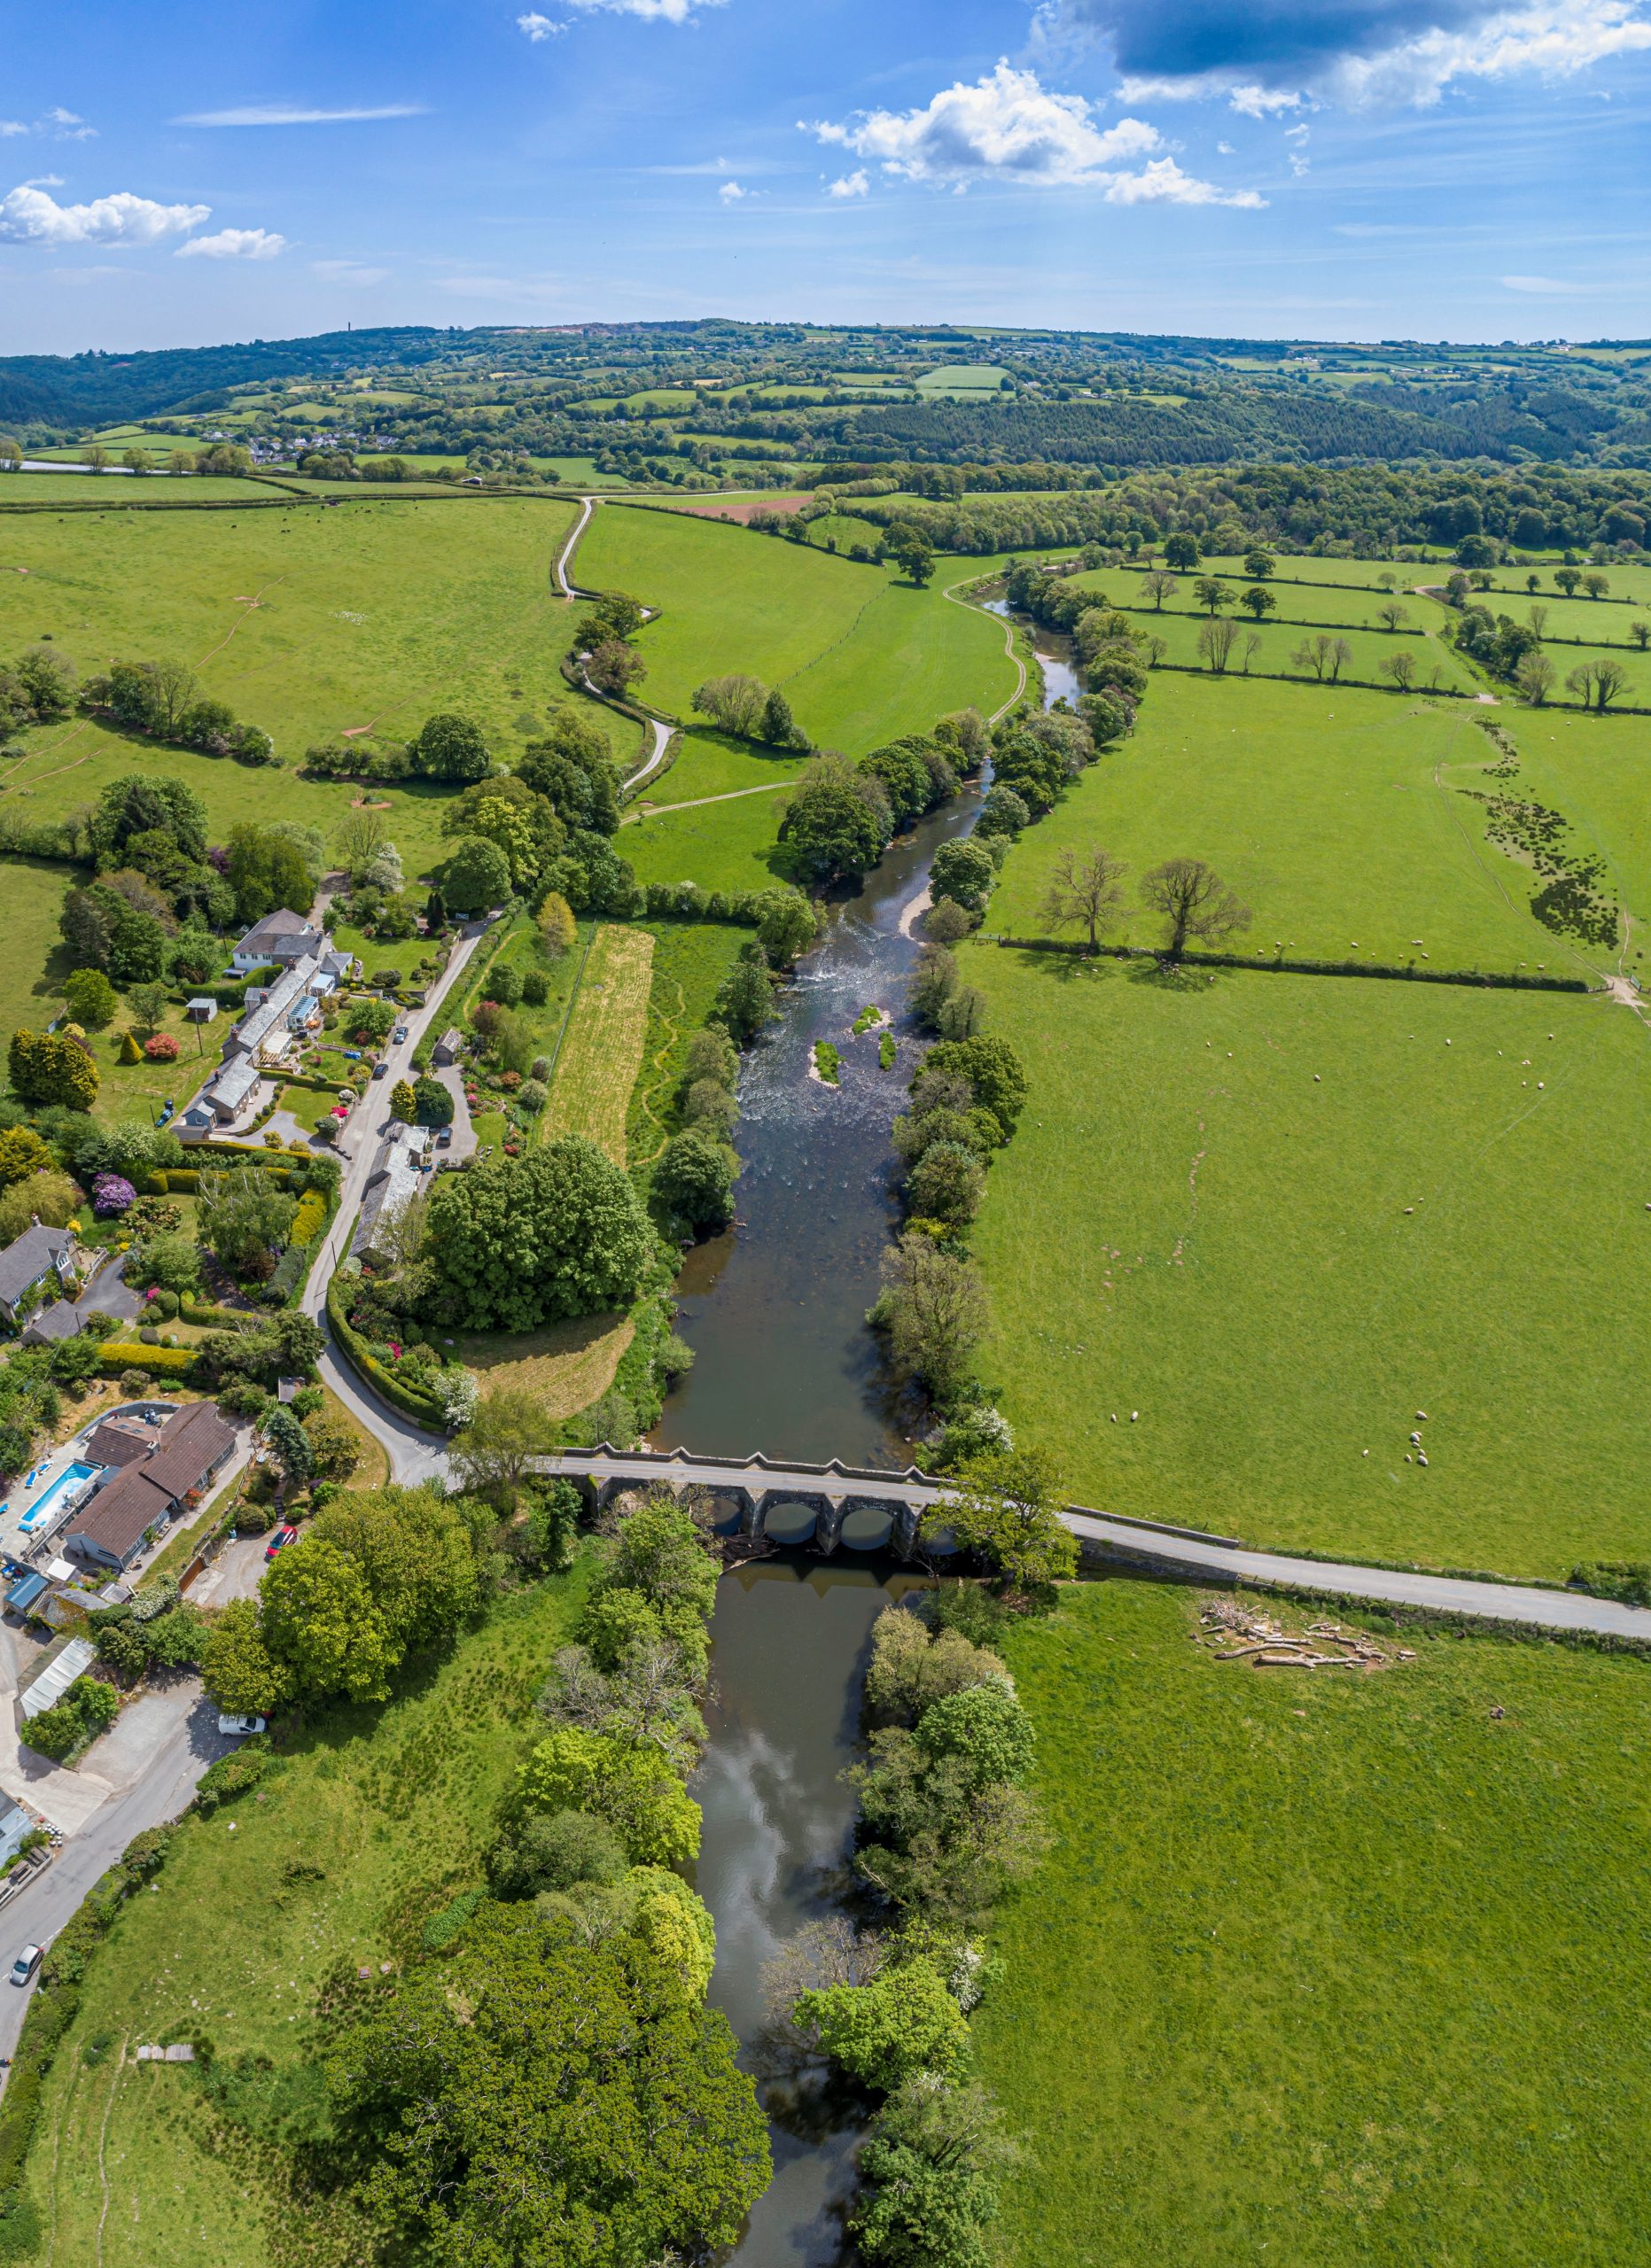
[673,587,1055,2262]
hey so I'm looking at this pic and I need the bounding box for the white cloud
[562,0,720,19]
[312,257,389,284]
[176,225,285,260]
[176,103,427,126]
[1502,272,1586,292]
[1327,0,1651,105]
[1216,137,1234,152]
[718,179,747,201]
[1118,0,1651,112]
[0,183,208,246]
[806,61,1261,204]
[0,105,98,141]
[1118,72,1306,113]
[828,168,870,198]
[1102,154,1264,204]
[518,12,567,35]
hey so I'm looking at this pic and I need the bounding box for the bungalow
[64,1400,238,1573]
[229,909,322,975]
[0,1225,75,1326]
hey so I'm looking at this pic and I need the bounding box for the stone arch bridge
[539,1447,1651,1643]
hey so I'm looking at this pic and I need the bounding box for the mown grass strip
[541,924,655,1164]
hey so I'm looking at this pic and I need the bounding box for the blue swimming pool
[19,1461,98,1534]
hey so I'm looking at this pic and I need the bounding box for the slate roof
[0,1226,72,1310]
[142,1401,236,1502]
[82,1418,161,1470]
[66,1468,174,1563]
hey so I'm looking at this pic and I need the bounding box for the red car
[264,1524,300,1561]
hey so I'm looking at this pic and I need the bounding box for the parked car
[436,1127,453,1148]
[264,1524,300,1561]
[371,1060,387,1080]
[8,1945,42,1987]
[217,1714,267,1737]
[393,1024,409,1044]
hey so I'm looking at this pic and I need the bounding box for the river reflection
[693,1558,930,2266]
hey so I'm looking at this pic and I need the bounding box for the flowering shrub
[500,1070,522,1092]
[92,1173,136,1216]
[143,1034,180,1061]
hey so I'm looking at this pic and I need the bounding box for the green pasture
[1101,609,1474,692]
[0,491,635,776]
[624,781,790,897]
[1496,594,1651,646]
[575,506,1016,750]
[986,672,1624,975]
[1079,570,1446,634]
[628,729,804,811]
[914,363,1012,396]
[1515,705,1651,961]
[630,919,750,1161]
[964,946,1651,1575]
[19,1557,596,2268]
[806,513,886,555]
[978,1578,1651,2268]
[0,858,90,1040]
[0,474,280,504]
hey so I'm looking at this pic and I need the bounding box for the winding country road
[300,926,487,1487]
[554,492,674,795]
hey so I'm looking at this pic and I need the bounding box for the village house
[228,909,323,974]
[0,1225,76,1326]
[62,1401,238,1573]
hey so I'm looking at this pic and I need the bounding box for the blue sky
[4,0,1649,353]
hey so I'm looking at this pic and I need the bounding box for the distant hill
[0,328,448,428]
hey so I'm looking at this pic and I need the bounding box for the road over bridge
[544,1447,1651,1643]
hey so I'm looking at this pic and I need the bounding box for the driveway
[433,1065,475,1164]
[74,1252,142,1327]
[187,1535,268,1609]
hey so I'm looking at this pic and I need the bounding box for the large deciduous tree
[925,1447,1078,1593]
[778,757,892,883]
[423,1138,652,1332]
[1139,857,1251,959]
[1039,844,1130,951]
[323,1902,768,2266]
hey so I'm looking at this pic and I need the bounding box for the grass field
[985,673,1630,978]
[626,729,804,814]
[574,506,1016,750]
[624,786,792,897]
[1105,608,1477,693]
[459,1310,635,1413]
[22,1557,597,2268]
[0,474,284,504]
[964,945,1651,1574]
[977,1578,1651,2268]
[542,923,655,1162]
[628,920,750,1166]
[0,493,602,769]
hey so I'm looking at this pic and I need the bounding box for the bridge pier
[892,1503,921,1560]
